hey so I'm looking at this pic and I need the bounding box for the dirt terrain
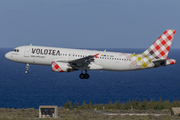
[0,107,180,120]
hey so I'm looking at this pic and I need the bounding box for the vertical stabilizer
[142,29,176,59]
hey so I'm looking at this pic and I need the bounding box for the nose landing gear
[24,63,29,74]
[79,70,90,79]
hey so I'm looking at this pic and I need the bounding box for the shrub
[62,98,180,110]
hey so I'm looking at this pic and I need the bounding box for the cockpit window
[13,49,19,52]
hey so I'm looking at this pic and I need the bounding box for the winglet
[94,53,99,58]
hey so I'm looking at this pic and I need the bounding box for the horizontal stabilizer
[152,59,167,67]
[152,58,176,67]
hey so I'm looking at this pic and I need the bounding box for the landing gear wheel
[24,70,29,74]
[84,73,89,79]
[25,63,30,74]
[79,73,85,79]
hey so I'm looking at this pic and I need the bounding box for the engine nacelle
[52,61,73,72]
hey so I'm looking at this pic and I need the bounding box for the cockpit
[13,49,19,52]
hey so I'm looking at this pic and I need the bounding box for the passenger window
[17,49,19,52]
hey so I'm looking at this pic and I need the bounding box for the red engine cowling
[52,61,73,72]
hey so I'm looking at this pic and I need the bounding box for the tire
[24,70,29,74]
[84,74,89,79]
[79,73,85,79]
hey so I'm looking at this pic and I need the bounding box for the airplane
[5,29,176,79]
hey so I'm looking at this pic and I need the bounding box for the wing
[53,53,100,70]
[69,53,99,66]
[69,55,94,63]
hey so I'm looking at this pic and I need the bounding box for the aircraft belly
[98,60,132,71]
[89,63,103,70]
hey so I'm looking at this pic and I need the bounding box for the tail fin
[142,29,176,59]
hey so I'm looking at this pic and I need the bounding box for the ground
[0,108,180,120]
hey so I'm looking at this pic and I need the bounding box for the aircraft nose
[5,52,11,60]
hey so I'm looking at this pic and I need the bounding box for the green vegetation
[63,98,180,110]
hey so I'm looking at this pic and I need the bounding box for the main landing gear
[24,63,29,74]
[79,70,89,79]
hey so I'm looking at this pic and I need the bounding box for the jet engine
[51,61,73,72]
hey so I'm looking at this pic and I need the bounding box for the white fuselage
[5,46,140,71]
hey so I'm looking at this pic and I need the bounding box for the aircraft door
[24,47,30,57]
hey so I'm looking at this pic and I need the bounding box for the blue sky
[0,0,180,49]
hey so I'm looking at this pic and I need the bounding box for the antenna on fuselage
[30,44,32,46]
[104,49,106,52]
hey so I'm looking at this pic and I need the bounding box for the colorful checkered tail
[142,29,176,59]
